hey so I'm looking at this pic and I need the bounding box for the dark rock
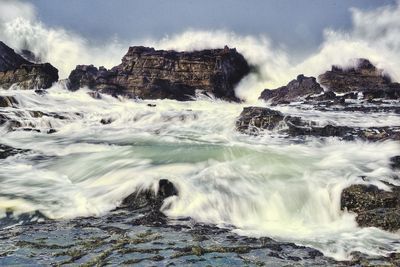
[47,129,57,134]
[341,184,400,231]
[100,118,113,125]
[0,144,29,159]
[235,107,286,133]
[0,41,58,89]
[318,58,400,99]
[259,75,324,104]
[0,95,18,107]
[121,179,178,211]
[0,41,30,72]
[236,106,400,141]
[68,46,250,101]
[147,104,156,107]
[390,156,400,170]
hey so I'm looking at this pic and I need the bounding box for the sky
[31,0,395,55]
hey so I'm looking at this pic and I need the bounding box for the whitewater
[1,84,399,260]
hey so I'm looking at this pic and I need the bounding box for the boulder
[0,41,58,89]
[341,184,400,231]
[259,75,324,104]
[318,58,400,98]
[68,46,250,101]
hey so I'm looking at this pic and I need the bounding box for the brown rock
[341,184,400,231]
[68,46,250,101]
[318,58,400,98]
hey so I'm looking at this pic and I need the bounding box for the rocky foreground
[1,40,400,265]
[1,178,399,266]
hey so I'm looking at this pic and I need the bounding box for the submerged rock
[259,75,324,104]
[341,184,400,231]
[236,106,400,141]
[318,58,400,98]
[68,46,250,101]
[0,41,58,90]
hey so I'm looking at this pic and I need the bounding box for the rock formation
[68,46,250,101]
[0,41,58,90]
[259,59,400,105]
[318,59,400,98]
[259,75,324,104]
[341,184,400,231]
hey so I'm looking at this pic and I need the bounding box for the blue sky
[31,0,396,54]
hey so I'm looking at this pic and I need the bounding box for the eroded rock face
[236,106,400,141]
[318,58,400,98]
[68,46,250,101]
[259,75,324,104]
[341,184,400,231]
[0,41,58,90]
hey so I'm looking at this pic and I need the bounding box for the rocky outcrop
[236,106,400,141]
[68,46,250,101]
[341,184,400,231]
[318,58,400,98]
[259,59,400,105]
[0,41,58,90]
[259,75,324,104]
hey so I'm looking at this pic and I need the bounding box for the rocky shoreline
[1,40,400,265]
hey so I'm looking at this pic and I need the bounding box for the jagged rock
[0,41,58,89]
[341,184,400,231]
[318,58,400,98]
[236,106,400,141]
[68,46,250,101]
[259,75,324,104]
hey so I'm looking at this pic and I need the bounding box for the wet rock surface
[1,198,396,266]
[68,46,250,101]
[0,41,58,90]
[341,184,400,231]
[236,106,400,141]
